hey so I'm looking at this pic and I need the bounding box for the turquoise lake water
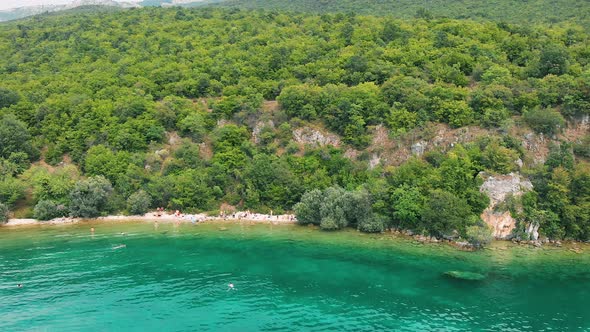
[1,221,589,331]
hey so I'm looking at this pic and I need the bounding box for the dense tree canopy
[0,7,588,241]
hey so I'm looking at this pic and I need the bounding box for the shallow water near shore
[1,221,589,331]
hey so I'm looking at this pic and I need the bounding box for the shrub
[295,186,376,231]
[127,190,152,215]
[573,135,590,158]
[358,214,387,233]
[482,142,519,173]
[319,216,339,230]
[0,202,9,223]
[0,114,35,160]
[481,107,509,128]
[319,186,348,230]
[0,87,20,109]
[465,225,493,248]
[435,100,474,128]
[34,200,68,221]
[69,176,113,218]
[293,189,323,225]
[178,113,207,142]
[421,190,474,238]
[523,108,565,135]
[0,176,26,206]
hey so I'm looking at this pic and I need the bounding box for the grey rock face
[293,127,340,147]
[479,172,534,239]
[411,141,427,156]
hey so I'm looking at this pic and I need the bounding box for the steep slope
[215,0,590,27]
[0,8,588,241]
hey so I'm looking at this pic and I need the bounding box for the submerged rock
[444,271,486,281]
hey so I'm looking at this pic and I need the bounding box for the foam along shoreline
[2,211,297,227]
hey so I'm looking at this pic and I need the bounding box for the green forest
[215,0,590,28]
[0,7,589,243]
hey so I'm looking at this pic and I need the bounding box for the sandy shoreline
[2,211,297,227]
[3,213,587,253]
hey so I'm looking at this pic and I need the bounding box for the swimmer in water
[90,227,95,233]
[17,284,22,288]
[227,283,235,291]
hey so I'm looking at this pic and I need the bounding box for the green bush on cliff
[523,108,565,136]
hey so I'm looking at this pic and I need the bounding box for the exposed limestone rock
[480,210,516,240]
[293,127,340,147]
[526,222,540,241]
[411,141,427,156]
[480,172,533,204]
[167,132,181,145]
[479,172,533,239]
[369,154,381,169]
[155,149,169,159]
[521,132,548,165]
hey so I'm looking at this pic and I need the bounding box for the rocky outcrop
[252,120,274,144]
[411,141,427,156]
[293,127,340,147]
[521,132,549,165]
[369,154,381,169]
[479,172,533,239]
[481,210,516,239]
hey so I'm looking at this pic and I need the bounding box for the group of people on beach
[219,210,296,222]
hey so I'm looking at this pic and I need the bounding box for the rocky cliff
[479,173,533,239]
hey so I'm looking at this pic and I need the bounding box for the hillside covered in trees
[213,0,590,28]
[0,7,589,243]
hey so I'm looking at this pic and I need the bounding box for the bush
[294,186,376,231]
[69,176,113,218]
[319,186,348,230]
[293,189,323,225]
[0,114,34,160]
[358,214,387,233]
[0,202,9,223]
[481,107,509,128]
[319,216,339,230]
[0,176,26,206]
[34,200,68,221]
[523,108,565,135]
[482,142,519,173]
[435,100,474,128]
[178,113,207,142]
[421,190,474,238]
[127,190,152,215]
[0,87,20,109]
[465,225,493,248]
[573,135,590,158]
